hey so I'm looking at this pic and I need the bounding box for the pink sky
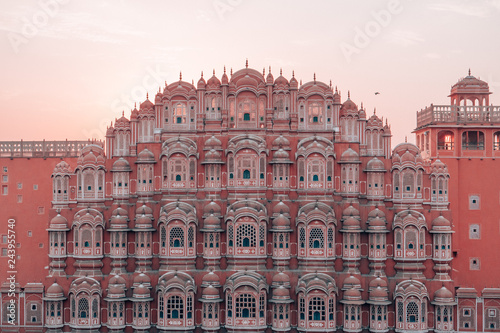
[1,0,500,146]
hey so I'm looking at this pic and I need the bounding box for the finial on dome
[335,85,338,93]
[280,68,282,76]
[269,66,271,73]
[201,71,203,78]
[146,92,148,99]
[300,79,302,85]
[374,108,376,115]
[223,65,226,74]
[230,68,233,76]
[361,102,363,109]
[213,68,215,75]
[292,70,295,78]
[134,102,136,108]
[263,67,265,76]
[192,79,194,85]
[179,71,182,80]
[405,136,408,142]
[122,111,124,117]
[313,72,316,82]
[164,80,167,87]
[329,80,332,87]
[468,68,471,76]
[348,90,351,99]
[245,58,248,68]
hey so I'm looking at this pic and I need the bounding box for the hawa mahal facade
[0,65,499,332]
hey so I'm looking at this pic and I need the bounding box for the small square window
[491,323,496,329]
[165,118,168,123]
[31,316,37,322]
[33,184,38,190]
[17,195,22,203]
[463,308,471,316]
[300,118,304,122]
[469,224,480,239]
[470,258,480,270]
[2,185,8,195]
[2,167,7,172]
[39,243,43,248]
[31,304,37,311]
[469,195,480,210]
[16,243,20,248]
[464,322,470,328]
[489,309,497,317]
[2,175,8,182]
[191,119,194,122]
[38,207,45,214]
[17,183,22,189]
[28,231,32,237]
[2,248,7,256]
[2,235,6,243]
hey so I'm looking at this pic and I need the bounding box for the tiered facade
[5,66,499,332]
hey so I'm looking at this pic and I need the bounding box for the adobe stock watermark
[213,0,242,20]
[340,0,403,63]
[7,0,70,54]
[82,65,169,140]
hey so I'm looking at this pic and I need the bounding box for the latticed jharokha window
[78,298,89,319]
[309,228,324,249]
[92,299,98,318]
[237,155,257,180]
[309,297,326,321]
[167,296,184,319]
[308,102,323,124]
[169,227,184,247]
[299,228,306,248]
[407,301,419,322]
[236,294,256,318]
[236,224,256,247]
[173,103,187,124]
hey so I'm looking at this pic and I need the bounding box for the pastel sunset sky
[1,0,500,146]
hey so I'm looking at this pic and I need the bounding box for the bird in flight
[374,92,380,95]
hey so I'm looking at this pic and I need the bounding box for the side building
[415,71,500,332]
[0,66,463,333]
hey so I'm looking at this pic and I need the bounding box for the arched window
[494,131,500,150]
[438,131,454,150]
[243,170,250,179]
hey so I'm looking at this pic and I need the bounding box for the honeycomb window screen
[469,195,480,210]
[469,224,480,239]
[470,258,480,270]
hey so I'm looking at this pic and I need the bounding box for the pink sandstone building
[0,65,498,332]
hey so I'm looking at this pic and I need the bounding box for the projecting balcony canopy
[416,104,500,128]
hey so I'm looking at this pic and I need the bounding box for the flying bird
[374,92,380,95]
